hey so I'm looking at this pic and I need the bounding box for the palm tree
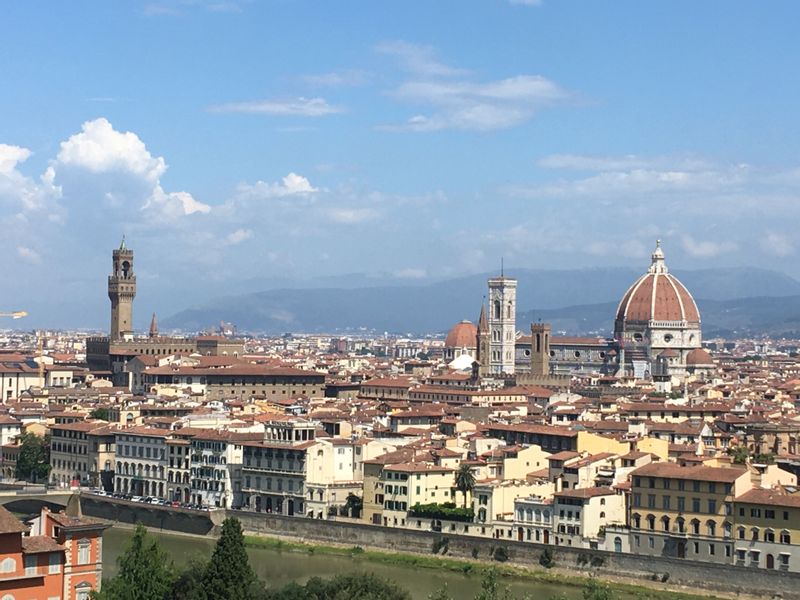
[454,463,476,508]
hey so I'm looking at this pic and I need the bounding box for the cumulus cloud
[55,118,209,219]
[210,97,343,117]
[235,173,318,201]
[0,144,61,212]
[378,42,567,131]
[538,154,711,172]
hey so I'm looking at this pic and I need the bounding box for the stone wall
[230,510,800,599]
[81,496,221,536]
[80,497,800,599]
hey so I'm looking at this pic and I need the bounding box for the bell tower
[108,237,136,340]
[530,322,551,376]
[487,273,517,375]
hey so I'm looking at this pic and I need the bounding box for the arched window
[614,537,622,553]
[676,517,685,533]
[600,498,606,506]
[647,515,655,530]
[661,516,670,532]
[493,301,501,320]
[599,511,606,519]
[0,558,15,573]
[707,520,716,537]
[632,513,641,529]
[691,519,700,535]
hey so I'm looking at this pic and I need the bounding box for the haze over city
[2,1,800,328]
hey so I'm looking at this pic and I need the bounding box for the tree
[344,493,363,518]
[202,517,258,600]
[15,432,50,483]
[169,557,207,600]
[454,463,476,508]
[582,579,614,600]
[728,445,749,465]
[474,568,514,600]
[94,524,175,600]
[90,407,111,421]
[265,574,410,600]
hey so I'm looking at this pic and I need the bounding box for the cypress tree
[202,517,258,600]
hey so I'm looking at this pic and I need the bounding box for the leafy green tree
[16,432,50,483]
[94,524,175,600]
[582,579,614,600]
[202,517,258,600]
[474,568,514,600]
[728,445,749,465]
[90,407,111,421]
[265,573,410,600]
[169,557,207,600]
[455,463,476,508]
[344,493,363,518]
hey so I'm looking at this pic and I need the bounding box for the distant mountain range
[162,267,800,336]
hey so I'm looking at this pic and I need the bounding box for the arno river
[102,526,586,599]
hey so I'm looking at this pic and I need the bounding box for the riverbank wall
[80,496,797,599]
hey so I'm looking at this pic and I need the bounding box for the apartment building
[190,430,258,508]
[552,487,626,549]
[114,427,168,497]
[49,422,106,488]
[381,462,455,527]
[733,488,800,571]
[241,440,310,515]
[629,463,751,563]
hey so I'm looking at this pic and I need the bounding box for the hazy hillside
[163,267,800,335]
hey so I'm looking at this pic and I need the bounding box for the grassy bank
[242,535,722,600]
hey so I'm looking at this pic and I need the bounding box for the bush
[577,553,589,566]
[409,502,474,522]
[540,546,555,568]
[660,572,670,583]
[471,547,480,559]
[590,555,605,567]
[431,538,449,555]
[492,546,509,562]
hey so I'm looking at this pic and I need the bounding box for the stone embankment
[82,496,798,599]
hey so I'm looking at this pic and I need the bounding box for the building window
[77,540,91,565]
[48,552,60,574]
[0,558,15,573]
[24,555,36,576]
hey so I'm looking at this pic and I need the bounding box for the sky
[2,0,800,328]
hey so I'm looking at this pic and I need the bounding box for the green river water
[102,526,588,599]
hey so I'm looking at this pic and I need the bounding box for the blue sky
[2,1,800,327]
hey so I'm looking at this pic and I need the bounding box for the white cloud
[224,228,253,245]
[302,70,369,87]
[0,144,61,212]
[55,118,208,219]
[538,153,711,172]
[327,207,379,224]
[376,40,467,78]
[378,42,567,131]
[57,118,166,183]
[761,232,794,257]
[211,97,343,117]
[680,235,737,258]
[236,173,318,200]
[16,245,41,264]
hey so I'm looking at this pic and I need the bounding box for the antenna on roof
[501,257,504,277]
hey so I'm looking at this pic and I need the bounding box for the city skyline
[2,1,800,326]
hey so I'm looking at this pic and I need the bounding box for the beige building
[49,421,107,488]
[552,487,626,549]
[381,463,455,527]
